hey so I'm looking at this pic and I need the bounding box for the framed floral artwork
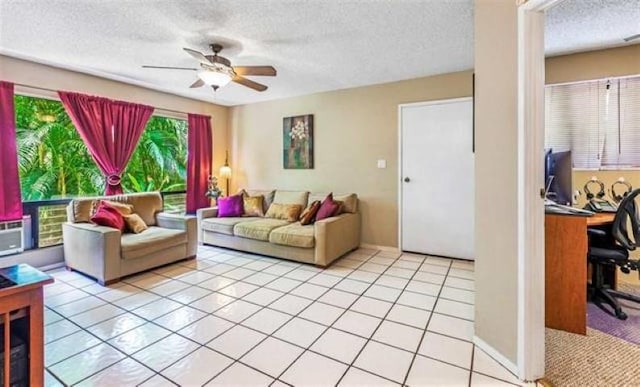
[283,114,314,169]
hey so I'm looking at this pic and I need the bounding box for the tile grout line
[45,247,476,386]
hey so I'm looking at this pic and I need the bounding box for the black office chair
[587,188,640,320]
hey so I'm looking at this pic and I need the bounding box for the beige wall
[473,0,520,365]
[0,55,230,176]
[230,71,473,247]
[546,44,640,85]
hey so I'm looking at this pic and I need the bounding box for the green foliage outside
[15,95,187,201]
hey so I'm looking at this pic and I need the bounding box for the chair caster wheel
[616,310,628,320]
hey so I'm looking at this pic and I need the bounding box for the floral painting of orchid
[283,114,314,169]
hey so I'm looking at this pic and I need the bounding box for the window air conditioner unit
[0,220,24,257]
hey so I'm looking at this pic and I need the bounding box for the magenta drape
[187,114,213,214]
[0,81,23,221]
[58,91,154,195]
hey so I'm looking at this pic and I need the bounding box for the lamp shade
[198,70,232,87]
[219,165,232,178]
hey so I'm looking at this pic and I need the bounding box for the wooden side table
[0,264,53,387]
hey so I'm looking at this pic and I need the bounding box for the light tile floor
[43,246,522,386]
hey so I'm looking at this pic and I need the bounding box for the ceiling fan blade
[232,75,268,92]
[189,79,205,88]
[233,66,277,76]
[183,47,211,64]
[142,65,197,70]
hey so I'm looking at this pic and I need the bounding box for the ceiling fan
[143,43,276,92]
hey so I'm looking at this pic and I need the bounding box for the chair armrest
[314,213,361,266]
[587,228,607,238]
[62,222,121,284]
[196,207,218,220]
[156,213,197,258]
[157,212,196,231]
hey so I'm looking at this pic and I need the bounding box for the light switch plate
[377,159,387,169]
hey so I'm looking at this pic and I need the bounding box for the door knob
[404,177,411,183]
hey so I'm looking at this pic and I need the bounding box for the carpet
[544,328,640,387]
[587,283,640,346]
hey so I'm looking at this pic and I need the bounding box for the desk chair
[587,188,640,320]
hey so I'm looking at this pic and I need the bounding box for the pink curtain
[0,81,23,221]
[59,91,153,195]
[187,113,213,214]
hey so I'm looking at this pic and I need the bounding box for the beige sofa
[197,190,361,267]
[62,192,197,285]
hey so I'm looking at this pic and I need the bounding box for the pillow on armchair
[91,201,126,231]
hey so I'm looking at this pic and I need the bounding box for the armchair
[63,192,197,285]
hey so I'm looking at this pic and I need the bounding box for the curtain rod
[12,82,191,117]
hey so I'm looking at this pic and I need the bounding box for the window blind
[545,75,640,169]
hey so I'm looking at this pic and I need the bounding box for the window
[15,95,102,200]
[545,76,640,169]
[15,94,188,247]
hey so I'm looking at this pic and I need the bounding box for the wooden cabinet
[0,264,53,387]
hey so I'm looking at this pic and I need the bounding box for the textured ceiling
[0,0,637,106]
[545,0,640,56]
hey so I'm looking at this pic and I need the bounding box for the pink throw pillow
[90,201,125,231]
[217,194,244,217]
[315,193,341,221]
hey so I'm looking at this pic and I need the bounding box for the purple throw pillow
[217,194,244,217]
[315,193,341,221]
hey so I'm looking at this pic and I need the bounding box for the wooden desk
[545,212,615,335]
[0,264,53,387]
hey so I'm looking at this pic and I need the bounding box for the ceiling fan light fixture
[197,69,232,88]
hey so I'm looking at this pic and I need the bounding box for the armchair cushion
[121,226,187,260]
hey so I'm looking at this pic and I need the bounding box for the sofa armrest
[156,212,197,258]
[314,213,361,266]
[197,206,218,220]
[196,207,218,243]
[62,222,121,284]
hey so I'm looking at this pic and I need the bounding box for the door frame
[397,97,473,253]
[517,0,564,380]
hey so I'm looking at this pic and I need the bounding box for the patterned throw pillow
[243,193,265,217]
[265,203,303,222]
[299,200,321,225]
[123,213,148,234]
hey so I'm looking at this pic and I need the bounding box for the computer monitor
[545,149,572,205]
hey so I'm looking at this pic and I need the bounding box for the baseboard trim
[359,243,400,253]
[473,335,520,380]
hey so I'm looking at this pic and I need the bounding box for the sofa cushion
[273,190,309,208]
[233,219,291,241]
[201,217,247,236]
[242,193,265,217]
[269,222,315,248]
[308,193,358,214]
[121,226,187,260]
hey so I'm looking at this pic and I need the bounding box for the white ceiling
[545,0,640,56]
[0,0,638,106]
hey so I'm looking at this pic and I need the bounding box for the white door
[400,98,475,260]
